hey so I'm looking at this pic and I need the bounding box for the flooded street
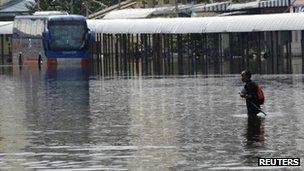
[0,66,304,170]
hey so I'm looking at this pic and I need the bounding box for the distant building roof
[219,11,248,16]
[33,11,69,16]
[0,0,34,20]
[88,0,138,19]
[0,0,34,13]
[227,1,259,11]
[192,0,290,14]
[103,4,199,19]
[259,0,290,8]
[192,1,231,12]
[103,7,175,19]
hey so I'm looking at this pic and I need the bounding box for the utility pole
[118,0,121,9]
[175,0,179,17]
[83,2,89,17]
[37,0,40,11]
[86,3,89,17]
[70,0,74,14]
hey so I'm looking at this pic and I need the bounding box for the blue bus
[12,12,92,66]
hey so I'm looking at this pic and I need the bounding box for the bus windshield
[49,21,86,51]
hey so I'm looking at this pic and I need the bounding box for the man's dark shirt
[243,80,260,117]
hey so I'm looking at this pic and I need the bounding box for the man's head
[241,70,251,82]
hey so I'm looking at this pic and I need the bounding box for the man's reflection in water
[243,116,265,165]
[246,116,265,147]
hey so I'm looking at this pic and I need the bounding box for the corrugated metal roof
[0,21,13,34]
[259,0,289,8]
[192,0,289,13]
[0,0,34,13]
[103,7,175,19]
[192,1,231,12]
[87,0,137,19]
[88,13,304,34]
[227,1,259,11]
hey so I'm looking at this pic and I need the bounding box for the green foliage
[27,0,121,16]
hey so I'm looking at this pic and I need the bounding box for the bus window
[31,20,37,36]
[49,21,86,50]
[36,20,45,37]
[25,20,31,36]
[19,20,25,36]
[19,20,27,37]
[30,19,42,37]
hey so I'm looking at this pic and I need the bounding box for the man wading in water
[240,70,264,118]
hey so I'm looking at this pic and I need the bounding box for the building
[88,0,141,19]
[143,0,177,7]
[143,0,210,7]
[0,0,34,21]
[88,0,197,19]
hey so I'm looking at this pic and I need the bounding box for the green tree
[27,0,121,16]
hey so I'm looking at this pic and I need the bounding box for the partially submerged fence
[88,13,304,76]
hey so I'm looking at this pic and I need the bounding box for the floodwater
[0,65,304,171]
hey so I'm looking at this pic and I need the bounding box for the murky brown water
[0,65,303,170]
